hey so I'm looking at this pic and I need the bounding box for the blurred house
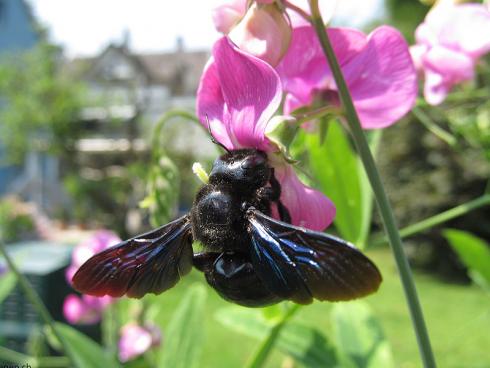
[0,0,39,195]
[67,36,209,151]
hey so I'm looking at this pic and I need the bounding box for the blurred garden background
[0,0,489,367]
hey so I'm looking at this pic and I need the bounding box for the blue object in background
[0,0,39,195]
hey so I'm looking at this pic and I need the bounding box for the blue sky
[27,0,384,57]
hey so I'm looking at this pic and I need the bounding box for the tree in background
[0,42,84,165]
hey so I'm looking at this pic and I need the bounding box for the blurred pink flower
[412,4,490,105]
[276,25,418,129]
[63,230,120,324]
[65,230,121,284]
[118,323,162,362]
[197,37,335,231]
[63,294,113,324]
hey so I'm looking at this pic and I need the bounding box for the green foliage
[385,0,428,41]
[443,229,490,290]
[216,305,340,367]
[140,155,180,227]
[446,94,490,160]
[0,42,84,163]
[0,199,35,242]
[63,169,137,235]
[0,271,17,305]
[159,284,207,368]
[53,322,121,368]
[305,120,379,248]
[332,301,395,368]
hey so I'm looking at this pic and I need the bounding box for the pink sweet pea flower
[227,2,292,66]
[64,231,121,324]
[212,0,336,65]
[412,4,490,105]
[197,37,335,231]
[66,230,121,284]
[118,323,162,362]
[63,294,113,324]
[276,25,418,129]
[212,0,247,34]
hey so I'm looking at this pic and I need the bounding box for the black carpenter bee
[73,148,382,307]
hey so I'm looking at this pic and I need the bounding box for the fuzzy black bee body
[73,149,382,307]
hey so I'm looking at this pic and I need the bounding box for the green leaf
[0,271,17,304]
[216,306,340,367]
[142,155,180,227]
[54,322,121,368]
[331,301,394,368]
[443,229,490,289]
[159,284,207,368]
[306,120,378,248]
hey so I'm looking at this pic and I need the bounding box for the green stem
[307,1,436,367]
[0,346,36,367]
[371,194,490,246]
[412,106,457,146]
[0,239,78,367]
[0,346,71,368]
[152,110,201,152]
[245,304,301,368]
[293,105,340,125]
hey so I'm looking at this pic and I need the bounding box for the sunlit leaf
[331,301,394,368]
[159,284,207,368]
[0,271,17,304]
[54,322,121,368]
[216,306,341,367]
[443,229,490,289]
[306,120,379,248]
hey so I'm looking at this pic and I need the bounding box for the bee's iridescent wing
[247,209,382,304]
[72,215,193,298]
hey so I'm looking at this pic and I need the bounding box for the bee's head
[209,149,270,190]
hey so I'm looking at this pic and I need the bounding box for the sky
[27,0,384,58]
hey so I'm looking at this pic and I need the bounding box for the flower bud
[212,0,246,34]
[228,2,292,66]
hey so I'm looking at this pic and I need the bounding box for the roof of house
[65,44,210,95]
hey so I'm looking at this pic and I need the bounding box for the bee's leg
[193,252,221,273]
[268,169,292,223]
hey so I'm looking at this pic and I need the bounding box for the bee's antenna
[205,114,231,153]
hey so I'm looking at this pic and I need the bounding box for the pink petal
[274,165,335,231]
[277,26,366,109]
[63,294,101,325]
[422,46,474,105]
[342,26,418,129]
[118,324,153,362]
[196,59,235,149]
[424,4,490,58]
[197,37,282,150]
[92,230,121,252]
[228,2,292,66]
[212,0,247,34]
[65,265,77,285]
[410,44,428,73]
[83,294,114,311]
